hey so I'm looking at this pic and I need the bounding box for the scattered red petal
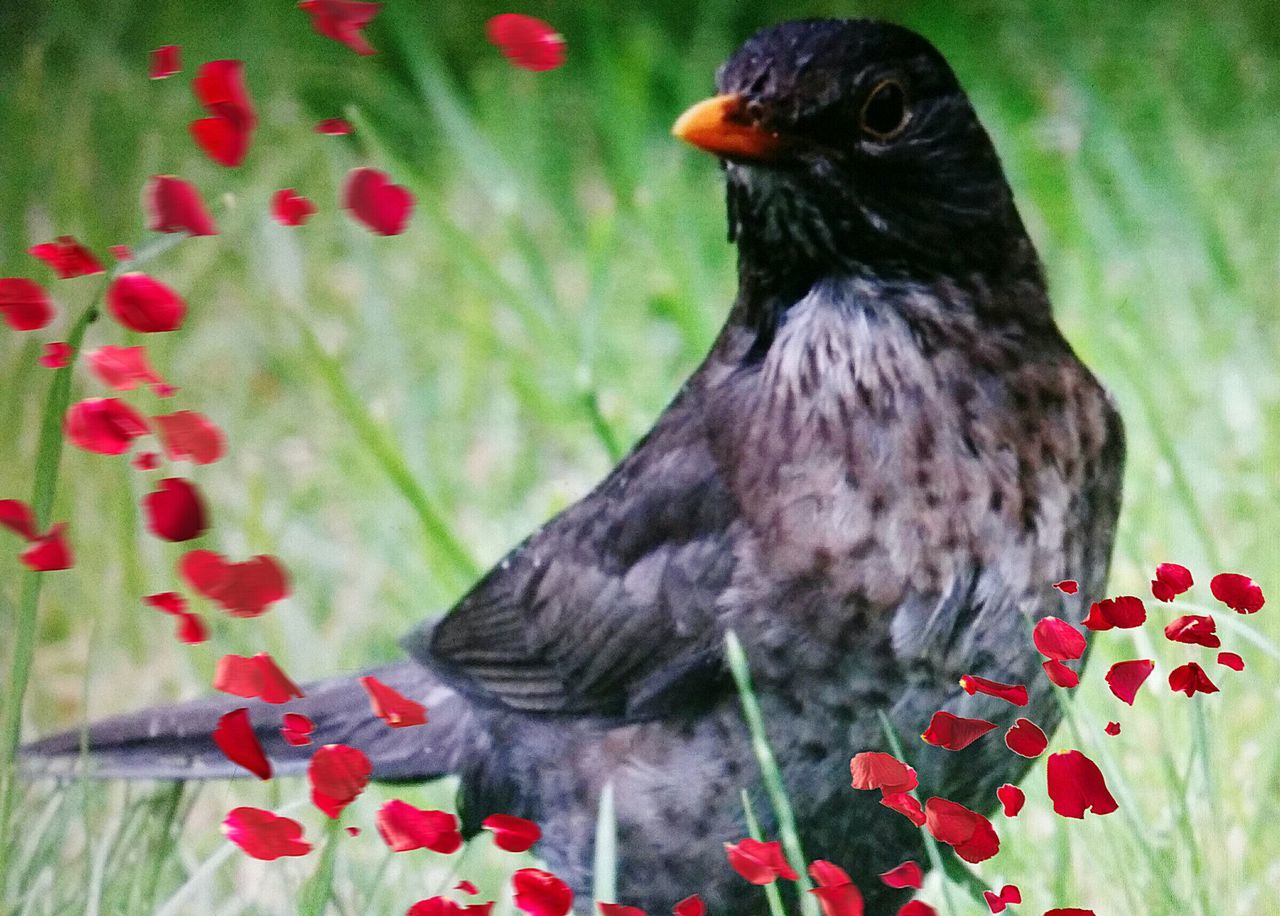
[808,859,863,916]
[20,523,74,572]
[0,499,39,541]
[959,675,1029,707]
[1052,579,1078,594]
[1105,658,1155,705]
[107,272,186,332]
[672,895,705,916]
[143,477,208,542]
[345,825,360,837]
[512,868,574,916]
[272,188,317,226]
[1044,910,1096,916]
[1042,659,1080,688]
[190,60,257,167]
[0,278,54,330]
[215,652,304,704]
[1210,573,1265,614]
[923,797,1000,863]
[282,712,315,746]
[897,904,938,916]
[315,117,354,135]
[65,398,149,455]
[88,345,172,395]
[850,752,918,795]
[1082,595,1146,631]
[482,813,540,852]
[310,743,372,818]
[375,799,462,852]
[144,591,208,644]
[299,0,382,55]
[406,899,463,916]
[1163,614,1220,648]
[880,792,926,826]
[179,549,290,617]
[983,884,1021,914]
[222,806,310,859]
[145,175,219,236]
[109,245,134,261]
[28,236,104,278]
[1217,651,1245,672]
[921,711,997,751]
[457,880,479,896]
[1046,749,1118,818]
[1004,717,1048,758]
[133,451,160,471]
[359,674,427,728]
[150,45,181,79]
[878,860,923,890]
[343,167,414,236]
[1105,721,1121,736]
[598,905,646,916]
[486,14,566,72]
[213,708,272,779]
[1151,562,1193,602]
[724,837,798,884]
[154,410,225,464]
[1169,661,1219,697]
[1033,616,1086,661]
[996,783,1025,817]
[39,341,73,369]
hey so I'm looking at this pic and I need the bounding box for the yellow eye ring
[860,79,910,141]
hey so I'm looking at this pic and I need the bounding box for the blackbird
[23,18,1124,914]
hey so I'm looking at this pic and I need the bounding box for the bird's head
[674,19,1034,293]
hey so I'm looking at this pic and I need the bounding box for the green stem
[740,789,787,916]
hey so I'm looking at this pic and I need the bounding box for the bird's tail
[19,662,475,781]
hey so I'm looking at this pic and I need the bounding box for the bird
[22,18,1124,915]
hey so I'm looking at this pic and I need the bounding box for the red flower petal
[343,167,414,236]
[282,712,315,746]
[215,653,304,704]
[1217,651,1245,671]
[271,188,317,226]
[995,784,1025,817]
[144,591,208,644]
[512,868,574,916]
[28,236,104,279]
[133,451,160,471]
[154,410,225,464]
[299,0,383,55]
[359,675,428,728]
[672,895,705,916]
[598,906,646,916]
[1105,659,1155,705]
[880,792,926,826]
[1045,910,1096,916]
[1052,579,1078,594]
[20,523,74,572]
[88,345,171,395]
[724,837,798,884]
[958,675,1029,706]
[1083,595,1147,631]
[0,278,54,330]
[1033,616,1086,661]
[1210,573,1265,614]
[65,398,149,455]
[107,273,186,332]
[1168,661,1219,697]
[310,743,372,818]
[315,117,353,135]
[143,477,208,542]
[213,708,272,779]
[485,14,566,72]
[179,549,290,617]
[109,245,133,261]
[1151,562,1193,602]
[0,499,39,540]
[1163,614,1220,648]
[808,859,864,916]
[457,880,479,895]
[1004,717,1048,758]
[150,44,181,79]
[983,884,1021,914]
[189,61,257,167]
[407,898,463,916]
[878,860,923,890]
[921,711,997,751]
[144,175,218,236]
[898,904,938,916]
[1105,721,1121,736]
[375,799,461,853]
[1042,659,1080,688]
[850,752,918,795]
[481,813,540,852]
[40,341,73,369]
[923,797,1000,863]
[222,806,310,859]
[1046,749,1118,818]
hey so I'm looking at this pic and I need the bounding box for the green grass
[1,0,1279,913]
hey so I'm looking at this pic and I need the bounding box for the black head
[675,19,1037,292]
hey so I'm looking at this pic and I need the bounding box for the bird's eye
[859,79,909,141]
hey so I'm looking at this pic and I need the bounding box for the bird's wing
[401,388,741,720]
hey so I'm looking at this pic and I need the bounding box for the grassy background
[2,0,1279,912]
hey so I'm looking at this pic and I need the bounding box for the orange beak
[671,94,785,161]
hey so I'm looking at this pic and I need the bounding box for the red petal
[88,345,171,395]
[343,167,414,236]
[214,653,304,704]
[65,398,149,455]
[481,813,540,852]
[281,712,315,746]
[1105,659,1155,705]
[1163,614,1220,648]
[133,451,160,471]
[1210,573,1265,614]
[878,860,923,890]
[921,711,997,751]
[457,880,479,895]
[271,188,318,227]
[0,499,39,540]
[309,743,372,818]
[1044,910,1096,915]
[222,806,310,859]
[144,175,218,236]
[1168,661,1219,697]
[154,410,225,464]
[375,799,462,853]
[880,792,926,826]
[150,44,181,79]
[984,884,1021,913]
[144,591,209,644]
[850,752,918,795]
[809,860,853,888]
[107,273,186,332]
[180,549,289,617]
[407,898,463,916]
[40,341,73,368]
[1033,616,1086,660]
[360,675,428,728]
[1004,717,1048,758]
[1105,721,1121,736]
[485,14,566,72]
[1052,579,1078,594]
[1151,562,1193,601]
[724,837,797,884]
[923,797,1000,863]
[1217,651,1245,671]
[20,523,74,572]
[298,0,383,56]
[1083,595,1147,631]
[314,117,353,135]
[511,867,574,916]
[28,236,104,279]
[1042,659,1080,688]
[189,61,256,166]
[143,477,208,542]
[212,708,272,779]
[810,881,864,916]
[897,904,938,916]
[958,675,1028,706]
[1046,749,1118,818]
[672,895,705,916]
[109,245,133,261]
[598,906,646,916]
[995,784,1025,817]
[0,278,54,330]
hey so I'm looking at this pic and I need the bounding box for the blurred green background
[2,0,1279,913]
